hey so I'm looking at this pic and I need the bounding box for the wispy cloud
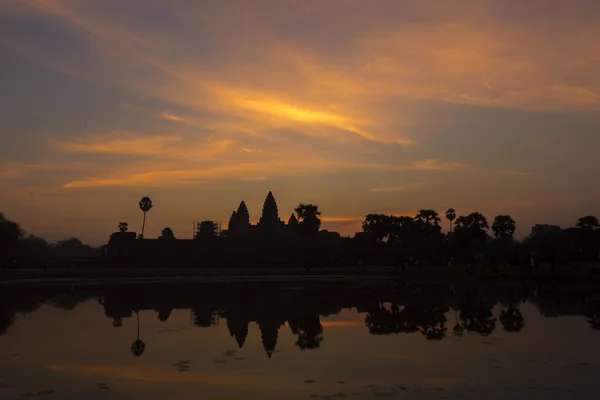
[2,0,599,244]
[370,183,423,192]
[408,160,466,171]
[498,170,535,177]
[0,169,22,180]
[58,132,237,162]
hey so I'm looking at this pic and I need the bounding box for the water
[1,280,600,399]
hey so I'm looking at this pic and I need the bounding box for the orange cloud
[408,160,466,171]
[370,183,423,192]
[498,170,534,177]
[59,132,237,161]
[0,169,22,179]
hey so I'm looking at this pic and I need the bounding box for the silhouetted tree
[492,215,516,240]
[0,213,22,263]
[415,209,442,229]
[454,212,489,256]
[20,234,52,259]
[295,204,322,236]
[445,208,456,233]
[160,227,175,240]
[577,215,599,231]
[118,222,129,233]
[138,197,153,239]
[53,237,100,260]
[362,214,390,242]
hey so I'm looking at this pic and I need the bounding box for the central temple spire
[259,191,283,233]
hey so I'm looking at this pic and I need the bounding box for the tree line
[0,212,100,266]
[360,209,600,265]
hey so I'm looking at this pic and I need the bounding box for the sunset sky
[1,0,599,245]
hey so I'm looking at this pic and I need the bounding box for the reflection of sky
[1,1,599,244]
[1,301,600,399]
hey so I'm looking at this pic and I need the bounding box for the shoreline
[2,264,600,287]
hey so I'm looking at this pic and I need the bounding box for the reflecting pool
[1,280,600,399]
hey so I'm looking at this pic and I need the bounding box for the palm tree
[118,222,128,233]
[131,310,146,357]
[492,215,516,240]
[138,197,153,239]
[295,204,322,236]
[415,209,442,228]
[445,208,456,233]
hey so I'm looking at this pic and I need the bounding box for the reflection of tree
[452,309,464,336]
[365,300,448,340]
[588,313,600,330]
[0,303,15,337]
[49,294,80,311]
[156,308,172,322]
[419,307,448,340]
[459,289,496,336]
[365,303,415,335]
[586,300,600,331]
[131,310,146,357]
[500,305,525,332]
[192,307,219,327]
[295,315,324,350]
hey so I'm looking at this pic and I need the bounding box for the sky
[0,0,599,245]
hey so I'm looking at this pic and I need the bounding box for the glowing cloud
[370,184,424,192]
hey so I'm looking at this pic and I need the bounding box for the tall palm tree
[138,197,153,239]
[445,208,456,233]
[131,310,146,357]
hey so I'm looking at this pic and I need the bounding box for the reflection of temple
[6,282,600,356]
[258,318,286,358]
[106,191,343,266]
[226,311,249,349]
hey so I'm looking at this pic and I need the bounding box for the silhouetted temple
[106,191,345,267]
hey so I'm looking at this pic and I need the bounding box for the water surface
[1,281,600,399]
